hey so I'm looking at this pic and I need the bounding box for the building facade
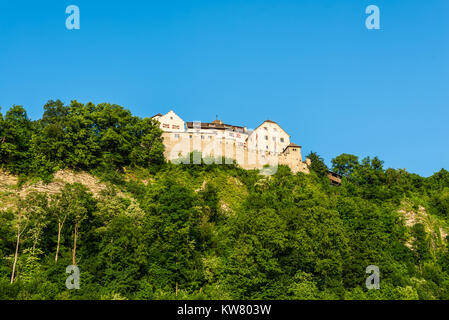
[152,110,185,133]
[247,120,290,155]
[152,111,310,174]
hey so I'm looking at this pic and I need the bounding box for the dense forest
[1,100,449,300]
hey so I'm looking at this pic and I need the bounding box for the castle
[152,110,311,174]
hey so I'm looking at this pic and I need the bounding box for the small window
[174,134,180,139]
[266,145,268,149]
[201,135,205,140]
[280,138,284,143]
[189,135,192,139]
[163,124,170,128]
[265,136,268,140]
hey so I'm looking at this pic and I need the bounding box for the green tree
[429,188,449,218]
[0,105,33,174]
[10,194,48,284]
[142,179,206,295]
[331,153,359,177]
[306,152,329,178]
[412,223,431,272]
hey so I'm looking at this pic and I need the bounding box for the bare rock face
[0,170,18,187]
[0,169,110,202]
[219,200,233,215]
[399,201,448,251]
[53,170,106,196]
[0,170,19,211]
[399,204,429,228]
[17,169,107,199]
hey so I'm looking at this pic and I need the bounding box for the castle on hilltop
[152,110,311,174]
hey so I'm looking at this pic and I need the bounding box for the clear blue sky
[1,0,448,177]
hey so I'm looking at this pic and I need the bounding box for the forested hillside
[1,101,449,300]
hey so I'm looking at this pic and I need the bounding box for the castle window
[280,138,284,143]
[174,134,180,139]
[189,135,192,139]
[172,125,180,129]
[163,124,170,128]
[265,136,268,140]
[201,135,205,140]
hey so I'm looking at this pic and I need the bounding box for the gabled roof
[152,111,185,122]
[251,120,290,137]
[286,143,301,148]
[282,142,301,153]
